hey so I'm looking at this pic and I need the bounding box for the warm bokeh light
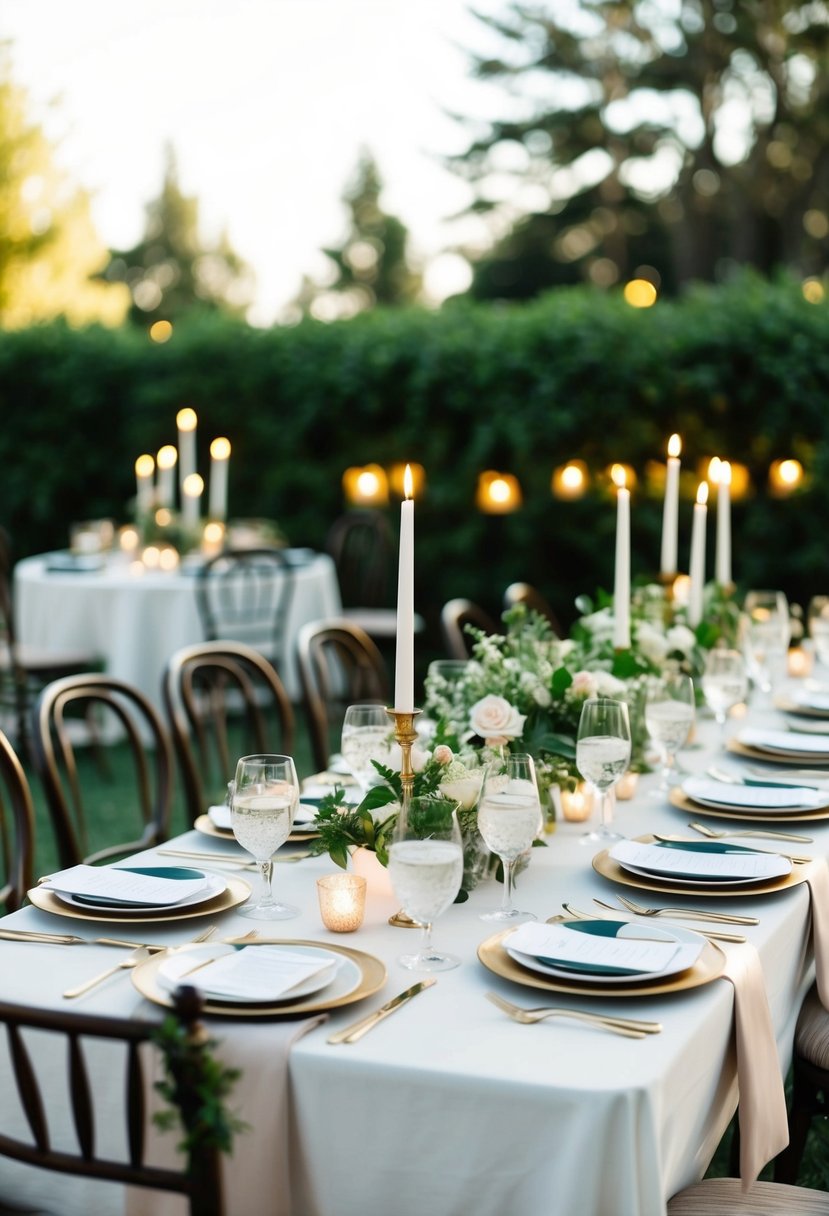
[134,454,154,478]
[551,460,589,500]
[182,473,204,498]
[176,407,197,433]
[118,525,139,552]
[475,470,522,514]
[210,437,231,461]
[158,546,180,571]
[699,458,749,498]
[156,445,177,470]
[142,545,160,569]
[623,279,658,308]
[149,320,173,343]
[608,463,636,490]
[707,457,731,487]
[696,481,709,506]
[803,278,826,304]
[389,462,425,498]
[342,464,389,506]
[203,521,225,544]
[769,458,804,495]
[155,508,173,527]
[668,434,681,458]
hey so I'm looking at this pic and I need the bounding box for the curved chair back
[32,674,174,869]
[297,619,390,772]
[440,599,500,661]
[0,989,224,1216]
[0,728,35,912]
[195,548,295,667]
[503,582,563,636]
[163,640,295,821]
[325,510,396,609]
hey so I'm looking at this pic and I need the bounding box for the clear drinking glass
[231,753,299,920]
[340,703,392,797]
[809,597,829,670]
[387,794,464,971]
[477,753,542,923]
[576,698,632,844]
[645,673,695,796]
[741,590,790,694]
[702,648,748,741]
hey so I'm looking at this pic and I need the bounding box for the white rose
[635,622,669,665]
[440,773,485,809]
[468,694,526,744]
[594,671,627,698]
[666,625,697,655]
[571,670,598,698]
[579,608,615,639]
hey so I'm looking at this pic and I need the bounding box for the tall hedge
[2,272,828,670]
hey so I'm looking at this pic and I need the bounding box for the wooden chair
[163,640,295,821]
[503,582,563,637]
[774,981,829,1184]
[440,598,500,661]
[31,675,174,869]
[195,548,295,670]
[667,1178,829,1213]
[325,510,424,645]
[0,988,224,1216]
[0,528,102,759]
[0,728,35,913]
[297,618,390,772]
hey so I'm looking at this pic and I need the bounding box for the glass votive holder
[554,783,594,822]
[317,874,367,933]
[616,771,640,801]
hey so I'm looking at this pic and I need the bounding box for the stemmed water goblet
[477,753,542,923]
[808,597,829,673]
[702,648,748,742]
[645,672,695,796]
[387,793,464,971]
[231,753,300,920]
[741,589,790,695]
[340,702,392,798]
[576,698,631,843]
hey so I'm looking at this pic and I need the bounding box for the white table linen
[13,551,341,708]
[0,701,823,1216]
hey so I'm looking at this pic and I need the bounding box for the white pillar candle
[134,454,155,516]
[208,437,231,521]
[176,408,197,503]
[688,481,709,627]
[394,464,415,711]
[660,433,681,576]
[156,445,178,508]
[612,465,631,650]
[716,460,732,586]
[181,473,204,530]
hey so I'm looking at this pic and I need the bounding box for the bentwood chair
[31,675,174,869]
[0,988,224,1216]
[0,528,102,759]
[667,1178,829,1213]
[195,548,295,671]
[297,618,390,773]
[774,982,829,1184]
[163,640,295,821]
[503,582,563,637]
[0,728,35,913]
[440,598,500,661]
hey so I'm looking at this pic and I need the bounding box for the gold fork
[611,894,758,925]
[486,992,661,1037]
[587,901,747,943]
[688,821,814,845]
[61,924,217,998]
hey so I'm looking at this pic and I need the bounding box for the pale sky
[2,0,511,323]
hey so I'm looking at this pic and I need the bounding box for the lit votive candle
[559,784,595,822]
[317,874,367,933]
[616,771,640,801]
[788,646,814,679]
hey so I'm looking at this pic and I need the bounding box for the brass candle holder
[386,707,422,928]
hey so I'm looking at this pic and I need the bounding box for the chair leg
[776,1060,820,1184]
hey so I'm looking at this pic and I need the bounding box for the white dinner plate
[682,776,828,813]
[208,803,317,832]
[507,920,705,986]
[52,869,226,915]
[737,727,829,759]
[156,942,358,1005]
[610,839,791,886]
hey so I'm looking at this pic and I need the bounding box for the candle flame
[668,434,681,458]
[720,459,732,486]
[403,463,413,500]
[157,444,177,469]
[210,437,231,460]
[135,454,154,478]
[176,407,197,432]
[707,456,722,483]
[183,473,204,498]
[696,482,709,506]
[611,463,627,490]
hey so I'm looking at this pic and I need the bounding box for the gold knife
[327,978,436,1044]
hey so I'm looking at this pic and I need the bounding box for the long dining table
[0,694,824,1216]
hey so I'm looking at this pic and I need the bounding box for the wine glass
[340,703,392,797]
[476,753,542,923]
[231,754,299,920]
[742,589,790,695]
[645,673,695,796]
[387,794,464,971]
[809,597,829,672]
[576,698,631,844]
[702,648,748,741]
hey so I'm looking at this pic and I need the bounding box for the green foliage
[2,275,829,679]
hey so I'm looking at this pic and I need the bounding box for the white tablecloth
[0,702,821,1216]
[13,551,342,707]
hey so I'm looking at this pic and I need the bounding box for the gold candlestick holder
[386,707,422,928]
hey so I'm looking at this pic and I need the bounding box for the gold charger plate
[773,694,829,720]
[478,927,725,998]
[27,875,251,923]
[194,813,318,844]
[592,835,810,898]
[669,786,829,824]
[131,938,386,1018]
[726,739,829,766]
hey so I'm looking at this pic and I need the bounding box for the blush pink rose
[468,695,526,745]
